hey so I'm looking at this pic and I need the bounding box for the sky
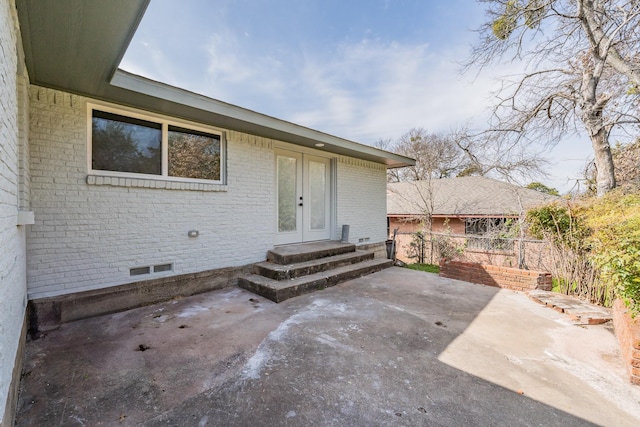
[120,0,595,194]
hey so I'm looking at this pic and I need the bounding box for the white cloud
[278,40,595,192]
[121,27,593,194]
[199,30,293,105]
[120,41,182,88]
[205,31,257,87]
[287,40,501,143]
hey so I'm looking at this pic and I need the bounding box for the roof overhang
[109,71,415,167]
[16,0,415,169]
[16,0,149,95]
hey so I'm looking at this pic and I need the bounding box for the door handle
[298,203,303,207]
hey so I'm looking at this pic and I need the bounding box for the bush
[526,202,590,250]
[583,192,640,315]
[526,202,604,304]
[526,190,640,316]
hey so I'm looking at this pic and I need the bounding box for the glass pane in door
[277,156,297,232]
[308,160,326,230]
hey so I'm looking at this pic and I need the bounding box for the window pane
[278,156,297,232]
[465,217,507,235]
[309,161,326,230]
[168,126,221,180]
[92,111,161,175]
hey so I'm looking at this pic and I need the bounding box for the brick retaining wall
[613,299,640,385]
[439,259,552,292]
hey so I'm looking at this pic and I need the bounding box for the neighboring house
[0,0,413,424]
[387,176,557,235]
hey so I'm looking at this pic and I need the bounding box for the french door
[275,150,332,245]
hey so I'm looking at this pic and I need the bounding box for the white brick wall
[27,86,390,300]
[336,157,388,245]
[0,0,28,423]
[27,87,278,298]
[16,73,29,210]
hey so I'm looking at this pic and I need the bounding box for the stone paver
[529,290,613,325]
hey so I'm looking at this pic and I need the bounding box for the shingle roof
[387,176,557,216]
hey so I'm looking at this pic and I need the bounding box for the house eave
[16,0,415,169]
[110,71,415,168]
[16,0,151,95]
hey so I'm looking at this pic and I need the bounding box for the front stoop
[266,241,356,264]
[239,241,392,302]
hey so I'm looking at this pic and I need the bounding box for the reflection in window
[92,111,161,175]
[168,126,221,180]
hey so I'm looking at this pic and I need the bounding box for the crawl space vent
[130,266,150,276]
[153,263,173,273]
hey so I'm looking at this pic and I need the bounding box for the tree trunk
[589,126,616,196]
[579,66,616,197]
[581,97,616,196]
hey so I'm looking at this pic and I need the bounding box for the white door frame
[274,148,334,245]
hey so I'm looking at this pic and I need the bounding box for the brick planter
[612,299,640,385]
[439,259,552,292]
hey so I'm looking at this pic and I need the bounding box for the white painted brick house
[0,1,412,423]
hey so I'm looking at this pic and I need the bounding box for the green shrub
[583,192,640,315]
[526,202,603,303]
[526,202,590,250]
[526,191,640,315]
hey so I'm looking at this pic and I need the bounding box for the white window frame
[87,102,226,185]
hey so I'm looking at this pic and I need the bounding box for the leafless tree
[456,129,549,183]
[381,128,466,182]
[467,0,640,196]
[380,127,548,184]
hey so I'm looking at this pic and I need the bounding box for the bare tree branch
[466,0,640,196]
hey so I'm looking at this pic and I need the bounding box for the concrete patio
[16,268,640,426]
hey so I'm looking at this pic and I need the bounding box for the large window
[90,106,224,183]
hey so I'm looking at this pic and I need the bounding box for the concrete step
[254,250,374,280]
[267,241,356,265]
[239,258,393,303]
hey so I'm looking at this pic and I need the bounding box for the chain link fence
[394,231,551,272]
